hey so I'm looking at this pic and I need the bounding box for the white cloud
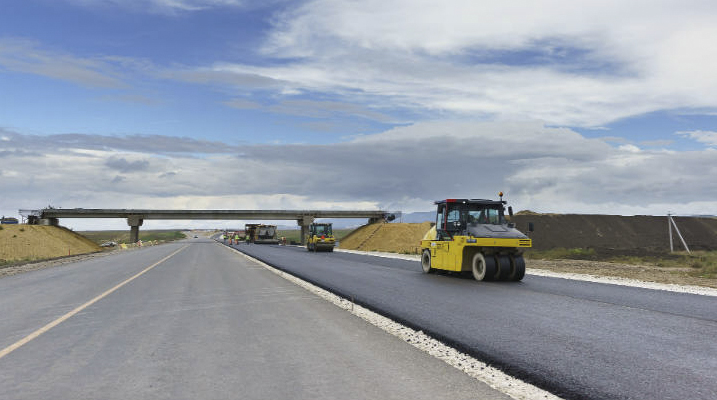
[618,144,641,153]
[180,0,717,127]
[677,130,717,146]
[3,121,717,230]
[12,1,717,130]
[0,38,126,88]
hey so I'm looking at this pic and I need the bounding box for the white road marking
[0,245,188,360]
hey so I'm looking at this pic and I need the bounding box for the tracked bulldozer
[420,193,532,281]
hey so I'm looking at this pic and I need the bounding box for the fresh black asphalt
[231,242,717,400]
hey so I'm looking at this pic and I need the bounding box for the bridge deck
[39,209,389,220]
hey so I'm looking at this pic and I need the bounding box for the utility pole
[668,213,673,252]
[667,213,690,254]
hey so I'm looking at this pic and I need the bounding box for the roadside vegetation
[526,247,717,284]
[80,230,187,245]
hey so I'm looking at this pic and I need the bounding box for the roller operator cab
[420,194,532,281]
[307,223,335,252]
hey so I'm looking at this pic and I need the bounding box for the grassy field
[526,248,717,280]
[79,230,187,245]
[277,229,355,245]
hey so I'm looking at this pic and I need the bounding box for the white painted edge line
[0,245,189,360]
[334,248,717,297]
[224,245,562,400]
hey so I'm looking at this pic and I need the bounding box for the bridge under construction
[22,208,394,244]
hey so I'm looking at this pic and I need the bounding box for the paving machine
[306,223,335,252]
[420,193,532,281]
[244,224,260,243]
[245,224,279,244]
[254,224,279,244]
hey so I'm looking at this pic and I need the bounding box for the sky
[1,0,717,230]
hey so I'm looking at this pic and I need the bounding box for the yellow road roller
[420,194,532,281]
[306,223,335,252]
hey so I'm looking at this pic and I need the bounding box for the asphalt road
[0,239,511,400]
[231,242,717,400]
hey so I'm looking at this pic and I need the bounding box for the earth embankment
[339,215,717,256]
[339,222,432,253]
[0,225,101,264]
[512,214,717,254]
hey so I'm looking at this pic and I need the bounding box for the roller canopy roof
[434,199,506,205]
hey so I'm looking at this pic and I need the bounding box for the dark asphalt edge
[222,242,591,400]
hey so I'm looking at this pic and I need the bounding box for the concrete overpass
[30,208,394,244]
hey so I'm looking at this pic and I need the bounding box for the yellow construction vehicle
[244,224,260,243]
[245,224,279,244]
[306,223,335,252]
[255,224,279,244]
[420,194,532,281]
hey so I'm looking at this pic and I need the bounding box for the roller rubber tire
[497,255,512,281]
[472,253,496,281]
[421,250,434,274]
[509,255,526,281]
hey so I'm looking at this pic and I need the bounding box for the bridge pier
[127,215,144,243]
[298,216,314,245]
[37,217,59,226]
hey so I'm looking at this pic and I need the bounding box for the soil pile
[340,215,717,257]
[339,222,432,253]
[0,225,101,263]
[511,214,717,255]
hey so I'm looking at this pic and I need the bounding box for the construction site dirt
[511,214,717,255]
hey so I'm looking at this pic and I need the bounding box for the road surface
[0,239,510,400]
[231,242,717,400]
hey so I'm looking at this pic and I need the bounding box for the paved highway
[0,239,509,400]
[231,242,717,400]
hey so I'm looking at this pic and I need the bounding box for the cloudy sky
[1,0,717,229]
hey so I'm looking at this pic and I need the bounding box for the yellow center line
[0,245,188,360]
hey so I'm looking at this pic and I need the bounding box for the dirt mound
[339,222,432,253]
[339,215,717,257]
[511,214,717,255]
[0,225,101,263]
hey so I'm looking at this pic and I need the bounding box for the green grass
[526,247,717,280]
[79,230,186,245]
[655,251,717,278]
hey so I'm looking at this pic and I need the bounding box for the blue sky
[1,0,717,229]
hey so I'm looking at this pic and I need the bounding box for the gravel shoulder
[0,249,121,279]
